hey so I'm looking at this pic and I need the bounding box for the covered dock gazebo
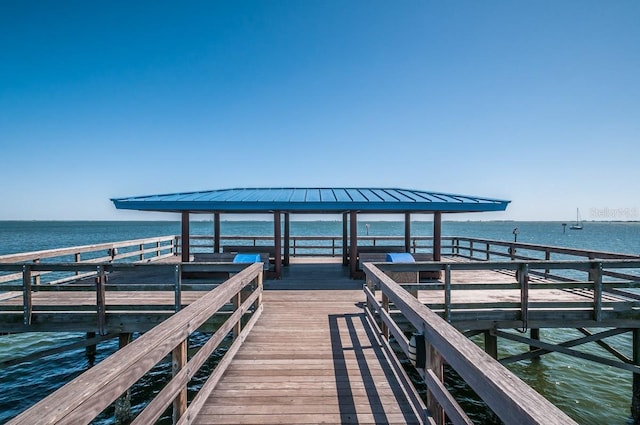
[111,187,510,278]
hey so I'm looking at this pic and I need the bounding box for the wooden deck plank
[193,286,422,425]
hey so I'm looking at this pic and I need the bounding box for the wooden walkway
[195,263,424,425]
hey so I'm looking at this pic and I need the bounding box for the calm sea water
[1,220,640,424]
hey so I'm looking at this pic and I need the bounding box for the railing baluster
[172,339,187,424]
[593,262,603,322]
[381,293,389,340]
[545,249,550,278]
[519,263,529,330]
[33,259,41,285]
[174,265,182,312]
[23,265,32,325]
[426,335,445,425]
[96,265,106,335]
[444,264,452,323]
[233,293,242,339]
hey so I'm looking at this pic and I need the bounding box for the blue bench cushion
[386,252,415,262]
[233,253,262,263]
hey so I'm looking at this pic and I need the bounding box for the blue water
[1,220,640,424]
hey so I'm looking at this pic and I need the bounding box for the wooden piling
[632,329,640,423]
[485,330,498,359]
[114,333,133,425]
[530,329,540,352]
[85,331,96,366]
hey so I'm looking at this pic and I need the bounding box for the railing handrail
[0,235,176,263]
[373,258,640,271]
[5,234,636,264]
[364,262,578,425]
[7,262,264,425]
[179,234,640,260]
[448,236,640,260]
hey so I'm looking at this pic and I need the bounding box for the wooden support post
[114,333,133,425]
[433,212,442,261]
[426,341,445,425]
[181,211,190,262]
[530,328,540,352]
[633,329,640,423]
[274,211,282,278]
[519,263,529,331]
[174,265,181,312]
[233,292,242,339]
[545,249,551,278]
[86,331,97,366]
[592,262,603,322]
[255,272,263,310]
[404,212,411,253]
[444,264,452,323]
[74,254,80,275]
[96,265,106,335]
[485,330,498,359]
[342,212,348,266]
[172,339,187,424]
[22,265,32,326]
[214,213,220,253]
[349,211,358,278]
[381,293,389,340]
[34,258,42,283]
[284,212,290,266]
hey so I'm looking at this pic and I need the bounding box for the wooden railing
[370,259,640,329]
[0,261,254,333]
[182,234,640,263]
[447,236,640,282]
[0,236,176,286]
[363,262,579,425]
[180,235,428,257]
[7,262,264,425]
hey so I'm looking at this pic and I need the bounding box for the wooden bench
[223,246,276,266]
[223,245,276,255]
[357,249,438,280]
[194,252,270,270]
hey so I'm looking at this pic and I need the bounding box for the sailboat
[570,208,583,230]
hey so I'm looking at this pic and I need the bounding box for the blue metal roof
[111,188,510,214]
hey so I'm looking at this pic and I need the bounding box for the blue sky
[1,1,638,221]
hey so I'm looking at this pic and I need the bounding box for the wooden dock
[5,235,640,424]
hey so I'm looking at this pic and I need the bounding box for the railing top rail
[7,262,263,425]
[364,263,577,425]
[372,258,640,272]
[448,236,640,259]
[0,235,176,263]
